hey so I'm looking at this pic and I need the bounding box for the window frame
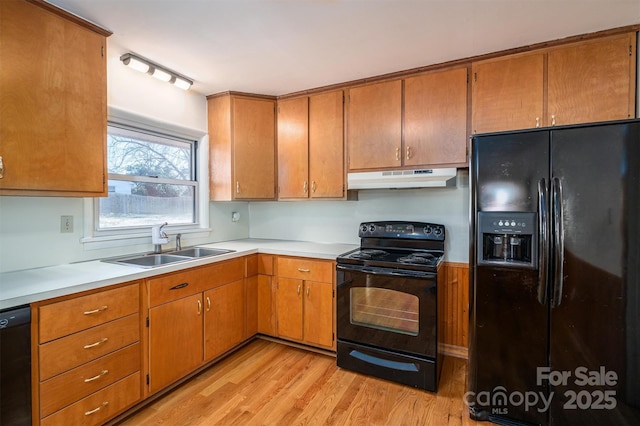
[82,110,210,248]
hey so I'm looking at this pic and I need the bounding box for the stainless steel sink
[108,254,192,268]
[169,247,235,258]
[103,247,235,268]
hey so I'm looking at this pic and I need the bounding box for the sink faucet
[176,233,182,251]
[151,222,169,253]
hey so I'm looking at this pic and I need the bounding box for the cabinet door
[276,277,303,341]
[257,275,275,335]
[303,281,334,349]
[277,97,309,198]
[233,97,276,199]
[309,90,344,198]
[204,279,245,361]
[347,80,402,170]
[472,52,544,133]
[0,0,107,195]
[404,68,468,166]
[548,33,636,126]
[148,294,203,393]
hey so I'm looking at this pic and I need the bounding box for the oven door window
[350,288,419,336]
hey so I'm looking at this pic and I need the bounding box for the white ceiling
[47,0,640,96]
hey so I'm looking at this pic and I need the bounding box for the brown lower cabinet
[146,258,246,394]
[33,282,142,425]
[275,256,336,351]
[33,254,338,424]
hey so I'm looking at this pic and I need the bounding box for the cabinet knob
[0,155,3,178]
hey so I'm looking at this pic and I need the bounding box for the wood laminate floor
[119,339,480,425]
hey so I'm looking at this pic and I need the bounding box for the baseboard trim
[440,343,468,359]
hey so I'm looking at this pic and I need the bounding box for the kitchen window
[96,123,199,231]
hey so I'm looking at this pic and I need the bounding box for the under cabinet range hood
[347,168,457,189]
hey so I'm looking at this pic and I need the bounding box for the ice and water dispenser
[477,212,537,268]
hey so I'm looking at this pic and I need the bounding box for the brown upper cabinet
[0,0,110,196]
[347,68,468,172]
[208,93,277,200]
[547,33,636,126]
[347,80,402,171]
[404,67,468,167]
[277,91,345,199]
[472,32,636,134]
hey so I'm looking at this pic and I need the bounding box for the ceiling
[47,0,640,96]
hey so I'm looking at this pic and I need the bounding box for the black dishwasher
[0,305,31,426]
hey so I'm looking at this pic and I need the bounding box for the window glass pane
[100,181,195,229]
[98,124,198,231]
[107,128,193,180]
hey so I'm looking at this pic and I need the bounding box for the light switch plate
[61,215,73,233]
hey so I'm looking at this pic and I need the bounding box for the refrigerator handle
[551,177,565,308]
[537,179,548,305]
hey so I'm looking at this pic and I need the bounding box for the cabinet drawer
[258,254,274,275]
[40,372,141,426]
[39,314,140,380]
[40,343,140,418]
[148,258,245,307]
[277,257,333,282]
[39,283,139,343]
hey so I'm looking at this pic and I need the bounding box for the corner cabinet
[277,90,345,199]
[275,256,335,350]
[472,32,636,134]
[208,93,277,200]
[0,0,110,196]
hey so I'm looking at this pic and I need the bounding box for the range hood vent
[347,168,457,190]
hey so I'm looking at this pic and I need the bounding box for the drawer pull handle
[84,369,109,383]
[85,401,109,416]
[83,306,108,315]
[84,337,108,349]
[170,282,189,290]
[297,268,310,272]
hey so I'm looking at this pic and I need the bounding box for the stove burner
[397,253,437,265]
[350,249,387,260]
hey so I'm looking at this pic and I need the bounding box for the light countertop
[0,239,358,310]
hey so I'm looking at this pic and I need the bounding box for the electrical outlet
[231,212,240,222]
[60,215,74,233]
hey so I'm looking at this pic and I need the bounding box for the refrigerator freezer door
[470,130,550,424]
[549,121,640,425]
[472,130,549,212]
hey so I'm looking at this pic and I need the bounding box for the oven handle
[336,264,437,280]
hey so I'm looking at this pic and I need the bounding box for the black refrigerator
[469,119,640,425]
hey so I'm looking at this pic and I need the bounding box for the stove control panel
[358,221,445,240]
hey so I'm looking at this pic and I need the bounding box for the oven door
[336,264,437,358]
